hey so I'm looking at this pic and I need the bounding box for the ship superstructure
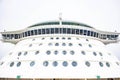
[0,20,120,80]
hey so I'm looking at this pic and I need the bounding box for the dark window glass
[59,28,62,33]
[91,31,93,36]
[29,44,32,47]
[68,37,71,40]
[30,61,35,67]
[83,30,87,35]
[25,32,27,37]
[24,51,28,56]
[88,44,92,48]
[63,61,68,67]
[63,28,66,34]
[54,50,58,55]
[38,29,41,34]
[79,43,82,46]
[62,37,65,40]
[17,62,21,67]
[10,62,14,67]
[34,30,37,35]
[53,61,58,67]
[15,34,18,39]
[70,50,75,55]
[62,43,66,46]
[99,52,103,56]
[71,29,75,34]
[42,29,45,34]
[72,61,77,67]
[18,52,22,56]
[46,28,50,34]
[63,50,67,55]
[106,62,110,67]
[27,31,30,36]
[35,51,39,55]
[55,43,59,46]
[99,62,103,67]
[85,61,90,67]
[76,29,79,34]
[55,28,59,34]
[56,37,59,39]
[48,43,52,46]
[81,51,85,55]
[46,50,51,55]
[51,28,54,34]
[43,61,49,67]
[87,31,90,36]
[67,28,71,34]
[69,43,73,46]
[93,52,97,56]
[80,29,83,35]
[31,30,34,35]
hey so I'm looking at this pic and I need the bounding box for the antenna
[59,13,62,25]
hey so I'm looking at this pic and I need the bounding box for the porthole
[68,37,71,40]
[50,37,54,40]
[17,62,21,67]
[85,61,90,67]
[46,50,51,55]
[43,61,49,67]
[69,43,73,46]
[62,37,65,40]
[0,62,4,66]
[62,61,68,67]
[55,43,59,46]
[116,62,119,66]
[18,52,22,56]
[56,37,59,39]
[70,50,75,55]
[48,43,52,46]
[86,39,89,41]
[79,43,82,46]
[81,51,85,55]
[99,62,103,67]
[42,38,45,40]
[93,52,97,56]
[39,43,42,46]
[32,39,35,41]
[72,61,77,67]
[88,44,92,48]
[62,43,66,46]
[10,62,14,67]
[24,51,28,56]
[76,38,79,40]
[99,52,103,56]
[30,61,35,67]
[35,51,39,55]
[62,50,67,55]
[54,50,58,55]
[29,44,32,47]
[53,61,58,67]
[9,52,12,55]
[106,62,110,67]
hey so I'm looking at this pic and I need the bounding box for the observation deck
[0,21,120,44]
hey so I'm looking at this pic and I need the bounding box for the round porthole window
[46,50,51,55]
[99,62,103,67]
[106,62,110,67]
[18,52,22,56]
[54,50,58,55]
[43,61,49,67]
[24,51,28,56]
[85,61,90,67]
[70,50,75,55]
[10,62,14,67]
[69,43,73,46]
[53,61,58,67]
[99,52,103,56]
[62,50,67,55]
[72,61,77,67]
[62,43,66,46]
[81,51,85,55]
[93,52,97,56]
[17,62,21,67]
[62,61,68,67]
[35,51,39,55]
[30,61,35,67]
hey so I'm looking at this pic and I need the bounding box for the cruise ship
[0,19,120,80]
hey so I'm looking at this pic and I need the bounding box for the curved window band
[2,28,118,40]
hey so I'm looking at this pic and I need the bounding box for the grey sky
[0,0,120,60]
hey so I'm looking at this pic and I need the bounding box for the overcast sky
[0,0,120,60]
